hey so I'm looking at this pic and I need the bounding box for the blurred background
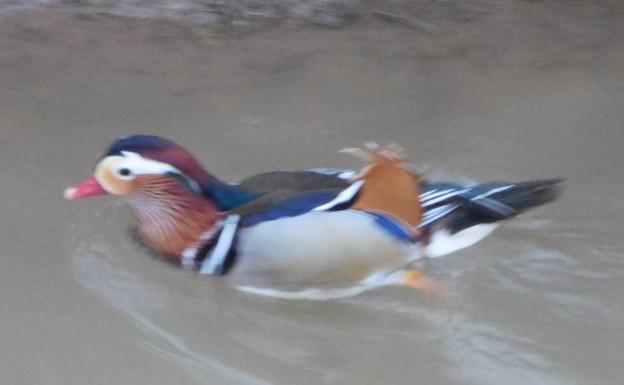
[1,1,623,384]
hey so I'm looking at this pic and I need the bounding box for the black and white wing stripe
[418,183,519,230]
[419,203,461,228]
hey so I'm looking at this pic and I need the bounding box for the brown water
[1,4,624,385]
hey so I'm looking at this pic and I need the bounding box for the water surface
[1,4,623,385]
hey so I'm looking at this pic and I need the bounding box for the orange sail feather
[347,144,423,235]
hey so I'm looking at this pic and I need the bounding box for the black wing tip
[532,177,566,195]
[503,177,565,211]
[542,179,565,204]
[516,178,566,194]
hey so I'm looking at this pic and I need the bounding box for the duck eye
[118,168,132,177]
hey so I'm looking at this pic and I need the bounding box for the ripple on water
[63,195,619,385]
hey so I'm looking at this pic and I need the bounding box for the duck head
[64,135,209,200]
[64,135,225,259]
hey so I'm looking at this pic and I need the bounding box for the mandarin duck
[64,135,562,298]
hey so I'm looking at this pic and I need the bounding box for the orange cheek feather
[99,167,134,195]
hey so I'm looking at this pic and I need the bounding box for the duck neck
[128,178,224,260]
[198,174,261,211]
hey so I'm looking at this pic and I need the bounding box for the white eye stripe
[118,151,179,175]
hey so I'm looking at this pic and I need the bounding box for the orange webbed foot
[403,268,442,295]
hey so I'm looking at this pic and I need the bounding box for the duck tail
[454,178,564,224]
[421,178,563,242]
[485,178,564,218]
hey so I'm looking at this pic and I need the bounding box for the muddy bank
[1,1,504,30]
[3,0,369,30]
[0,0,533,32]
